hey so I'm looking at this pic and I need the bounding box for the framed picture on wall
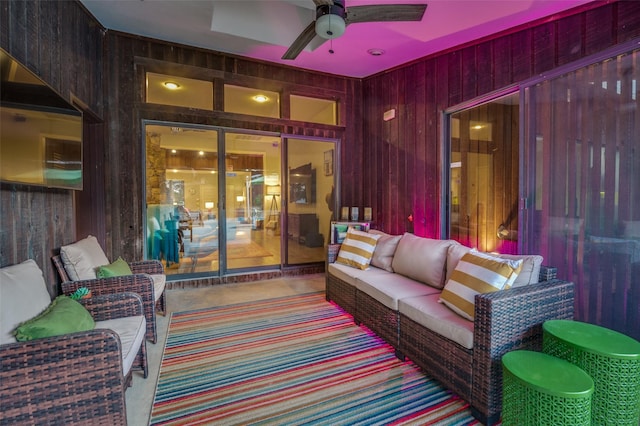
[324,149,334,176]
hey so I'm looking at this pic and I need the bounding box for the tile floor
[125,273,326,425]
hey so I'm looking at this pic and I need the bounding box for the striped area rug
[150,293,480,425]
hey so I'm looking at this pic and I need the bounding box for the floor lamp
[266,185,280,234]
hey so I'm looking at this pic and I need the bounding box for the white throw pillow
[60,235,110,280]
[0,259,52,344]
[336,228,381,270]
[439,250,523,320]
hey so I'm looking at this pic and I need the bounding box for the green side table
[543,319,640,426]
[502,350,594,426]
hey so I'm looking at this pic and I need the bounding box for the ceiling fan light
[316,13,345,39]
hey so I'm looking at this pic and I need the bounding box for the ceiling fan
[282,0,428,60]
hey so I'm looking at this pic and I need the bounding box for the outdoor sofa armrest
[80,291,144,322]
[129,259,164,275]
[0,329,127,425]
[62,274,158,343]
[471,279,575,423]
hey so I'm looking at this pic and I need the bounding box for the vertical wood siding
[361,2,640,238]
[0,0,103,296]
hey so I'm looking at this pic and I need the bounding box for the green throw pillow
[14,295,95,341]
[96,256,132,278]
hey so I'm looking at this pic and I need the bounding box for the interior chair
[52,235,166,344]
[0,259,147,425]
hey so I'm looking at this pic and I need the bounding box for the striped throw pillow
[439,250,523,320]
[335,228,381,270]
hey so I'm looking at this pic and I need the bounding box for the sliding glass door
[224,132,282,271]
[446,92,520,253]
[144,123,282,276]
[285,137,336,265]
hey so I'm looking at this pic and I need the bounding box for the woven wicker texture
[53,255,165,343]
[326,259,574,425]
[543,322,640,426]
[0,292,147,424]
[326,273,357,317]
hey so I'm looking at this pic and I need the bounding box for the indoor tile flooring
[126,273,326,425]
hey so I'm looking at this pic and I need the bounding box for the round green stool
[502,350,594,426]
[543,320,640,426]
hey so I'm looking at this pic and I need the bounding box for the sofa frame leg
[394,349,405,360]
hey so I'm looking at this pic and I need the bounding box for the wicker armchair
[53,255,165,344]
[1,293,147,425]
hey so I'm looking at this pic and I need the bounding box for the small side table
[502,350,594,425]
[543,319,640,425]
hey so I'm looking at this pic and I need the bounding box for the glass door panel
[224,132,281,270]
[286,137,335,265]
[448,92,519,253]
[145,124,220,275]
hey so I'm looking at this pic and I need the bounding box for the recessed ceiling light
[367,48,385,56]
[253,95,268,103]
[163,81,180,90]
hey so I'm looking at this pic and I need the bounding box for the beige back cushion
[60,235,110,281]
[391,233,454,289]
[445,243,543,287]
[0,259,52,344]
[369,230,402,272]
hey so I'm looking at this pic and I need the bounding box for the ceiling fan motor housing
[316,0,346,39]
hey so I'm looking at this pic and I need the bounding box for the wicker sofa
[326,232,574,425]
[0,259,147,424]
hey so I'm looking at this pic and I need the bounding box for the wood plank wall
[2,0,640,310]
[360,1,640,237]
[0,1,104,296]
[103,32,359,265]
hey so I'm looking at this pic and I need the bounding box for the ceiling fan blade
[346,4,427,24]
[313,0,334,6]
[282,21,318,60]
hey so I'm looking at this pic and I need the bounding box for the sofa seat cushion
[328,263,391,286]
[0,260,53,344]
[150,274,166,303]
[356,273,440,310]
[446,243,543,287]
[399,294,474,350]
[391,233,456,289]
[95,315,146,376]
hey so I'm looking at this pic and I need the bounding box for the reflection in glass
[448,92,519,253]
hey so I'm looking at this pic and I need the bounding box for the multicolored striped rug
[150,292,481,425]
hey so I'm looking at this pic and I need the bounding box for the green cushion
[96,256,132,278]
[14,296,95,341]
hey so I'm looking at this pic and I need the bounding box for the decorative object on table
[330,221,371,244]
[340,206,349,220]
[69,287,92,300]
[364,207,372,221]
[350,207,359,221]
[543,319,640,426]
[323,149,333,176]
[502,350,594,426]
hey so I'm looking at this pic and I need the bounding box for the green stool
[543,320,640,426]
[502,350,594,426]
